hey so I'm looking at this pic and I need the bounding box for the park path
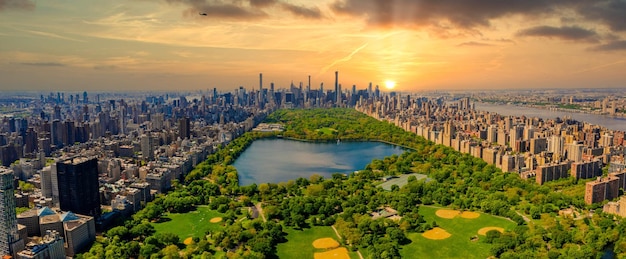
[515,211,531,223]
[331,225,364,259]
[255,202,267,222]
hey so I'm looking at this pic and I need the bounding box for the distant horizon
[2,84,626,95]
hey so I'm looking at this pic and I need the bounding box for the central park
[78,108,626,259]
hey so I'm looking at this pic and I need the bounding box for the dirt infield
[436,209,480,219]
[209,217,222,223]
[435,209,459,219]
[314,247,350,259]
[312,238,340,249]
[460,211,480,219]
[477,227,504,236]
[183,237,193,245]
[422,227,452,240]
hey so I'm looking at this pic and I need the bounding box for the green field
[152,206,226,239]
[276,226,360,259]
[315,127,337,135]
[400,206,516,258]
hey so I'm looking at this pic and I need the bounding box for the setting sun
[385,80,396,90]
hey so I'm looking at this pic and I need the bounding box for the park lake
[234,138,406,186]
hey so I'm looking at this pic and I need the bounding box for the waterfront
[234,139,406,185]
[475,102,626,132]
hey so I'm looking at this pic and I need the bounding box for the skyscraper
[56,157,101,218]
[335,71,339,104]
[141,134,154,161]
[178,117,190,140]
[0,167,24,258]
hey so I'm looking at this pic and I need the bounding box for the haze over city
[1,0,626,92]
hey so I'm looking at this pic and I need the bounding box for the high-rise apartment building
[548,135,565,161]
[55,157,101,218]
[178,117,190,140]
[585,176,620,204]
[140,134,154,161]
[0,167,25,258]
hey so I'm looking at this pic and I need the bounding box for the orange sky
[1,0,625,92]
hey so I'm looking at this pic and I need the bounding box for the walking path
[515,211,531,223]
[255,202,267,222]
[331,225,363,259]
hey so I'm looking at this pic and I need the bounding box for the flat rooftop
[61,156,95,165]
[378,173,431,191]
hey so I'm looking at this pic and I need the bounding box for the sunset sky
[1,0,626,92]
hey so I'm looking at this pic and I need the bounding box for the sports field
[400,206,516,258]
[152,206,226,239]
[276,226,360,259]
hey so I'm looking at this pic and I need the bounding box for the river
[475,102,626,131]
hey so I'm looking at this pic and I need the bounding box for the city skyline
[1,0,626,92]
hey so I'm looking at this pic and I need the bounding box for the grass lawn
[400,206,517,258]
[276,226,360,259]
[152,206,226,240]
[315,127,337,135]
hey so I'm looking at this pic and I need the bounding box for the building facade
[56,157,101,218]
[0,168,25,258]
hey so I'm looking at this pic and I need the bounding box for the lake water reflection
[234,138,406,186]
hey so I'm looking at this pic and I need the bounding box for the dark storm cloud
[589,40,626,51]
[516,26,599,42]
[330,0,580,29]
[0,0,35,11]
[281,3,322,19]
[578,0,626,32]
[19,62,65,67]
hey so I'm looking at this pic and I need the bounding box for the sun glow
[385,80,396,90]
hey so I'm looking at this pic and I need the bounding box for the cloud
[249,0,276,8]
[93,65,118,70]
[165,0,267,20]
[330,0,581,29]
[516,26,599,42]
[589,40,626,51]
[18,62,65,67]
[281,3,322,19]
[329,0,626,38]
[19,29,87,43]
[0,0,35,11]
[320,42,369,74]
[180,2,267,20]
[457,41,493,47]
[578,0,626,32]
[166,0,322,21]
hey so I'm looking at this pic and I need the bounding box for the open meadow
[152,206,226,240]
[400,206,516,258]
[276,226,360,259]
